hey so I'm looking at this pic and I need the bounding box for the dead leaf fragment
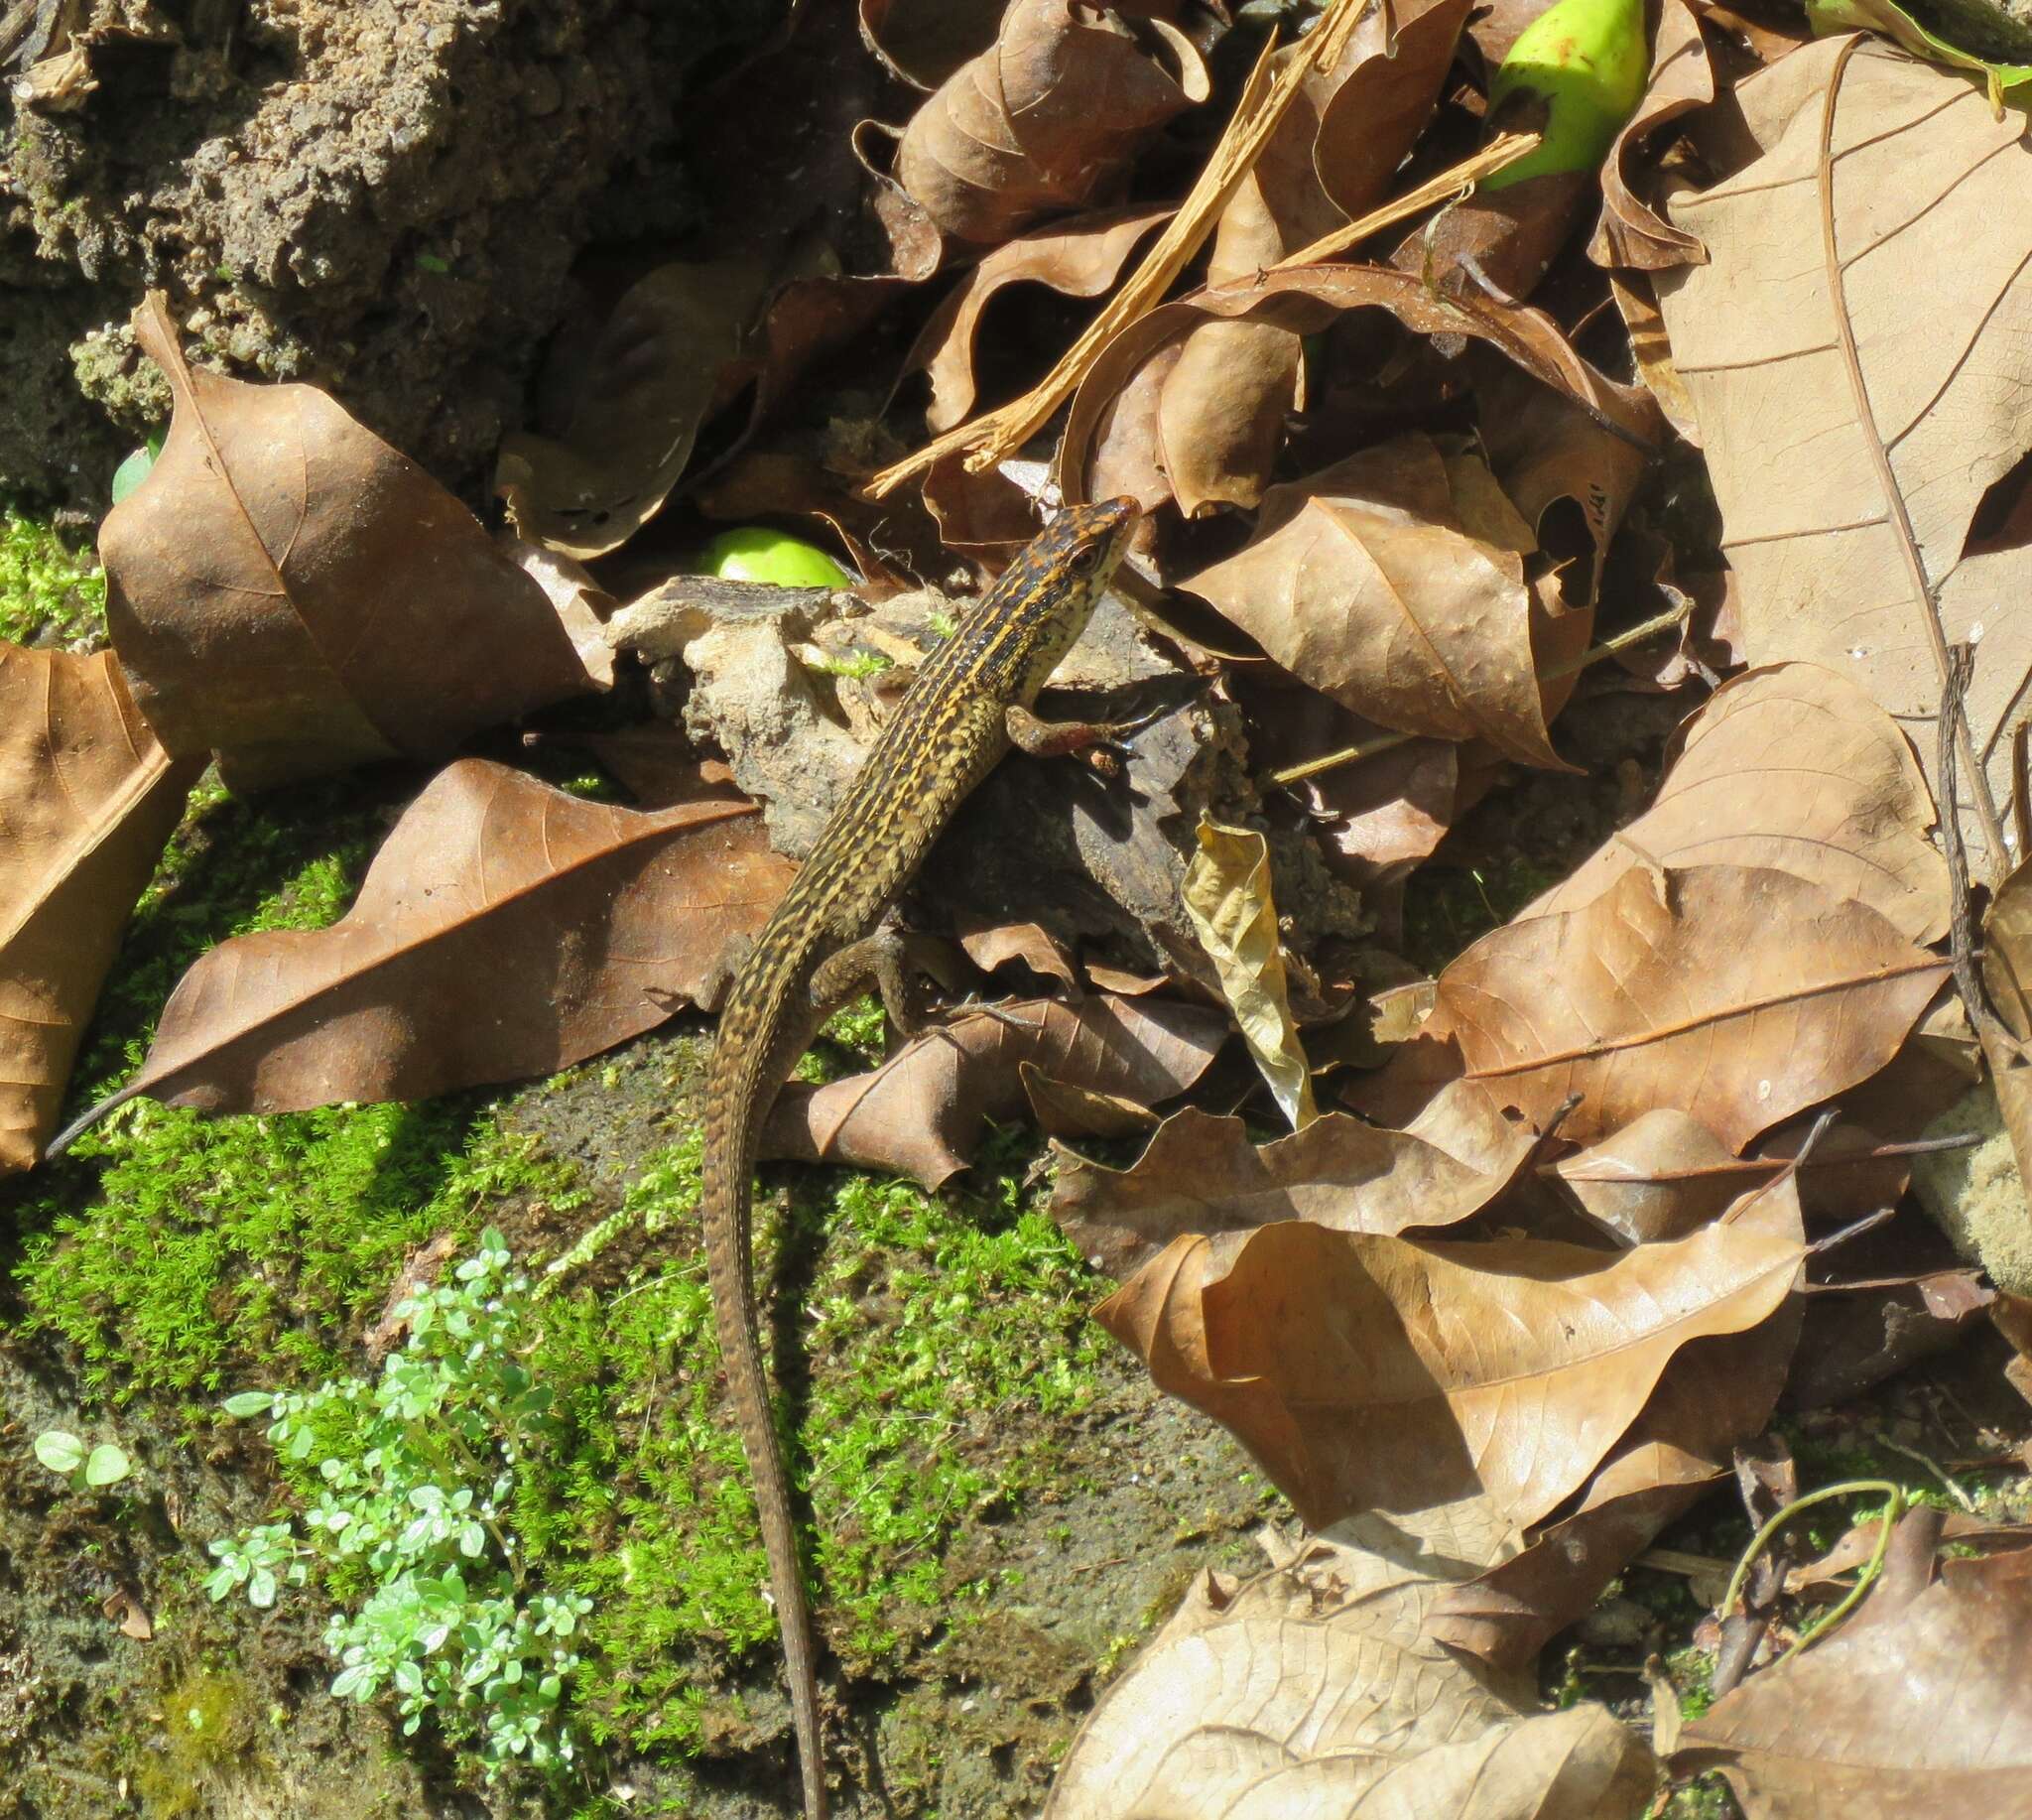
[102,296,590,789]
[892,0,1206,247]
[1052,1084,1535,1279]
[1656,36,2032,877]
[763,993,1227,1188]
[1369,864,1951,1150]
[1523,663,1950,945]
[102,759,793,1118]
[1184,439,1569,769]
[1677,1547,2032,1818]
[1096,1204,1805,1532]
[0,646,196,1170]
[910,205,1172,432]
[1182,816,1317,1129]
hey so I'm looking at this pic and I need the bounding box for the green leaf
[34,1431,85,1475]
[84,1443,131,1487]
[221,1390,275,1417]
[1807,0,2032,98]
[110,436,162,505]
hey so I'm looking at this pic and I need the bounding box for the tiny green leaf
[34,1431,85,1475]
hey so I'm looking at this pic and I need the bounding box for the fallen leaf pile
[14,0,2032,1811]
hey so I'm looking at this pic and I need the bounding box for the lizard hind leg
[807,925,973,1041]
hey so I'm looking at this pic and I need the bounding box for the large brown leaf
[1183,437,1569,768]
[1655,37,2032,878]
[1051,1084,1536,1280]
[1523,663,1950,945]
[0,647,196,1170]
[96,758,793,1117]
[763,993,1228,1189]
[1676,1546,2032,1818]
[1095,1194,1805,1532]
[1426,1176,1806,1668]
[891,0,1206,247]
[101,296,591,789]
[1367,864,1950,1150]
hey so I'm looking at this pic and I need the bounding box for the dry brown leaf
[1062,263,1662,540]
[1158,0,1473,515]
[91,758,792,1119]
[1553,1108,1753,1243]
[1095,1191,1805,1532]
[1427,1178,1805,1667]
[1979,859,2032,1204]
[952,916,1080,989]
[1526,664,1949,944]
[892,0,1206,247]
[1047,1521,1653,1820]
[1588,0,1715,271]
[497,260,770,560]
[1052,1083,1535,1279]
[1184,438,1570,769]
[762,992,1227,1188]
[1676,1547,2032,1818]
[1366,864,1951,1151]
[858,0,1006,88]
[1182,816,1317,1129]
[909,205,1172,433]
[102,296,590,789]
[0,647,196,1170]
[1656,36,2032,878]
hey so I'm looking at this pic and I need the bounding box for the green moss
[522,1141,1107,1755]
[0,507,106,646]
[130,1663,261,1818]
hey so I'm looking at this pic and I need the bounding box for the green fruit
[1483,0,1650,191]
[699,527,852,587]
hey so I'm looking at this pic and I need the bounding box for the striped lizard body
[699,497,1138,1817]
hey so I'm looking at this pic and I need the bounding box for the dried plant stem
[1267,596,1694,787]
[1273,131,1541,269]
[870,0,1384,500]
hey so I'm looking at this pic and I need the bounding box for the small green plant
[33,1429,132,1490]
[206,1229,591,1778]
[809,647,894,680]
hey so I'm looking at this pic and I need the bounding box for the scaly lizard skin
[699,497,1138,1818]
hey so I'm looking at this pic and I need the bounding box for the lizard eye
[1069,540,1109,577]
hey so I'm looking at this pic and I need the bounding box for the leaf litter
[13,0,2032,1813]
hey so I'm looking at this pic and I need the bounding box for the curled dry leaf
[1656,36,2032,877]
[858,0,1006,88]
[761,992,1228,1189]
[1051,1081,1536,1279]
[1365,864,1951,1151]
[1587,0,1715,271]
[102,296,589,789]
[1095,1191,1805,1533]
[1677,1546,2032,1819]
[91,758,793,1120]
[0,647,196,1170]
[496,259,768,560]
[1553,1107,1751,1243]
[1182,816,1317,1130]
[1155,0,1473,515]
[1061,263,1663,550]
[1980,858,2032,1189]
[1184,437,1570,768]
[1522,663,1950,946]
[892,0,1206,247]
[910,205,1173,433]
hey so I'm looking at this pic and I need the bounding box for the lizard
[699,495,1140,1819]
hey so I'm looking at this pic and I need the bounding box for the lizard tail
[702,1067,829,1820]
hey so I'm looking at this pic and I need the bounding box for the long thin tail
[701,1059,828,1820]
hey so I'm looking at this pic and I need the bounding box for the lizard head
[1002,494,1140,700]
